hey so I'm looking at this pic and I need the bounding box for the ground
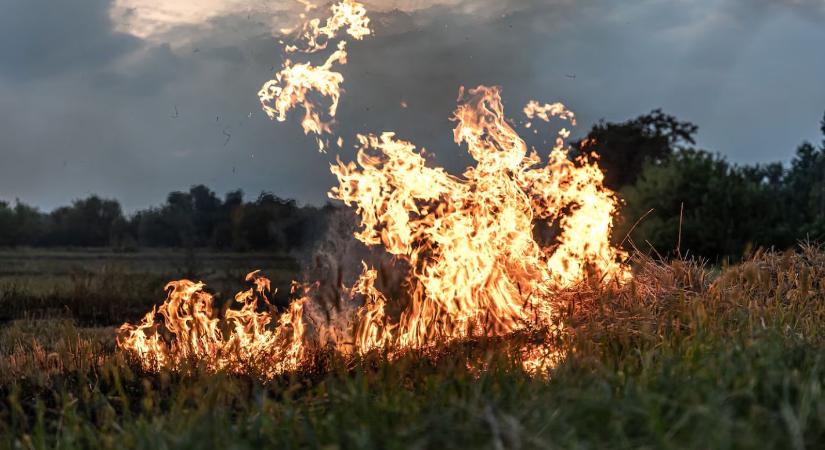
[2,248,825,449]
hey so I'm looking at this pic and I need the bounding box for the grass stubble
[2,247,825,449]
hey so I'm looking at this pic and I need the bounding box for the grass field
[2,247,825,449]
[0,249,300,326]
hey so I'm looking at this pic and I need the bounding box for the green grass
[2,247,825,449]
[0,249,299,324]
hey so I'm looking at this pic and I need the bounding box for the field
[3,247,825,449]
[0,249,300,326]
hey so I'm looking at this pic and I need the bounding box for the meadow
[2,247,825,449]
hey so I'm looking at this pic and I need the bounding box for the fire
[258,0,369,152]
[119,0,629,378]
[330,85,628,351]
[118,271,308,378]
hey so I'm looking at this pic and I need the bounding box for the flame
[331,85,628,351]
[258,0,370,152]
[118,271,308,378]
[119,1,629,379]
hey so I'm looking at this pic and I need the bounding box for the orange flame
[118,271,308,378]
[331,85,628,352]
[119,1,629,379]
[258,0,370,152]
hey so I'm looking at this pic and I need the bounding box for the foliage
[1,111,824,262]
[575,109,698,190]
[0,186,334,252]
[585,109,825,261]
[617,150,791,260]
[42,197,123,247]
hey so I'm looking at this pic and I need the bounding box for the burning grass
[4,4,824,446]
[4,247,825,448]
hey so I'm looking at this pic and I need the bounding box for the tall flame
[258,0,369,152]
[118,1,629,378]
[330,85,628,351]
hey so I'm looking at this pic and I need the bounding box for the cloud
[0,0,823,212]
[747,0,825,21]
[0,0,139,80]
[108,0,541,44]
[110,0,299,44]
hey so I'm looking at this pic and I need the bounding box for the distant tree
[13,201,47,246]
[44,196,124,246]
[783,122,825,241]
[135,208,181,247]
[232,193,299,251]
[0,200,47,247]
[0,202,17,246]
[110,215,138,251]
[821,111,825,148]
[185,185,219,245]
[576,109,698,190]
[617,150,784,260]
[129,187,325,251]
[164,190,196,245]
[211,190,243,249]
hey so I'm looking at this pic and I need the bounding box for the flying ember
[118,0,630,379]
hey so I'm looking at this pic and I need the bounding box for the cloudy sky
[1,0,824,211]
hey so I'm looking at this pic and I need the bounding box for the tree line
[583,109,825,261]
[1,108,823,260]
[0,187,334,252]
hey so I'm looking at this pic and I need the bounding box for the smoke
[292,206,410,346]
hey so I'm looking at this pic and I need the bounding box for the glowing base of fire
[118,271,566,380]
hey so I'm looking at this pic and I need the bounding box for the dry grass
[2,247,825,448]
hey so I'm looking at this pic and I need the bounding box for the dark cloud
[0,0,823,212]
[91,44,185,95]
[746,0,825,21]
[0,0,139,80]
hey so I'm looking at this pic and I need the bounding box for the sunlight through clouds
[109,0,525,43]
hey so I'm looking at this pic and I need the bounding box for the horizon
[1,0,824,212]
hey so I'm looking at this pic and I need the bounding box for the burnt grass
[3,247,825,449]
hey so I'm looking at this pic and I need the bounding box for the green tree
[576,109,698,190]
[783,124,825,241]
[618,150,783,260]
[44,196,123,246]
[0,201,17,246]
[232,193,299,251]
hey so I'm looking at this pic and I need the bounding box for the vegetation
[582,109,825,261]
[2,247,825,448]
[0,249,300,324]
[0,188,333,252]
[3,110,824,262]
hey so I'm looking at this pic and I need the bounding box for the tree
[232,193,299,251]
[188,185,222,246]
[135,208,181,247]
[617,150,785,260]
[821,110,825,148]
[0,202,17,246]
[44,196,124,246]
[576,109,698,190]
[783,137,825,241]
[211,190,243,249]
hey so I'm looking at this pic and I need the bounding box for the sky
[1,0,824,212]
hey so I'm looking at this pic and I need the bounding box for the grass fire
[119,0,627,379]
[3,0,825,448]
